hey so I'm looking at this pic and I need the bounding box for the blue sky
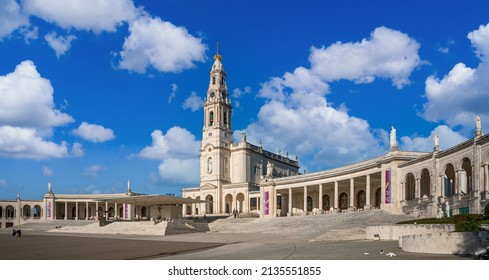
[1,0,489,199]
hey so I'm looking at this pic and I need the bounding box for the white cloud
[0,60,75,159]
[438,47,449,54]
[0,60,75,128]
[138,126,200,185]
[232,86,251,99]
[309,26,421,89]
[182,92,204,112]
[19,25,39,43]
[158,158,200,185]
[23,0,138,33]
[71,142,84,157]
[168,83,177,103]
[0,0,29,39]
[72,122,115,143]
[421,23,489,133]
[399,125,468,152]
[239,27,422,169]
[118,15,206,73]
[81,165,105,179]
[0,179,7,186]
[45,32,77,58]
[0,125,68,159]
[42,165,54,177]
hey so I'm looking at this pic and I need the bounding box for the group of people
[11,229,21,238]
[232,209,240,219]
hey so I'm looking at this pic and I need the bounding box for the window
[209,111,214,126]
[250,197,258,211]
[223,111,228,125]
[212,76,216,85]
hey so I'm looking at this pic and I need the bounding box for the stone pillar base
[363,205,372,210]
[348,207,355,212]
[301,211,307,216]
[287,212,292,217]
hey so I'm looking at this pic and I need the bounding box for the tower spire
[214,42,222,61]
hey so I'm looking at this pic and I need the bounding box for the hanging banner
[385,169,391,203]
[124,204,128,219]
[264,191,269,215]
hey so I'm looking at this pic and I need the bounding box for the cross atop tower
[214,42,222,61]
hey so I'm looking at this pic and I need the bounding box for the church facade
[182,52,489,219]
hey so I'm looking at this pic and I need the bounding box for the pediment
[201,183,217,190]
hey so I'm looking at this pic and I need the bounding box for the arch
[225,194,233,214]
[374,188,381,208]
[141,207,147,219]
[460,157,472,194]
[307,196,313,212]
[420,168,431,197]
[6,205,15,219]
[33,205,41,218]
[405,173,415,200]
[71,206,76,219]
[357,190,366,209]
[23,205,31,219]
[236,193,245,213]
[444,164,455,197]
[322,194,330,210]
[339,192,348,210]
[209,111,214,126]
[206,194,214,214]
[108,207,115,219]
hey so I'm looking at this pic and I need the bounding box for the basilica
[182,51,489,219]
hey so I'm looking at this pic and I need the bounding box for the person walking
[12,229,16,238]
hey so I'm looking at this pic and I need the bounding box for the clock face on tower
[210,92,215,98]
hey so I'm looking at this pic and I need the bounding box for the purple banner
[385,169,391,203]
[124,204,128,219]
[264,191,269,215]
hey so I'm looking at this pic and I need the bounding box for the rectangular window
[250,198,257,211]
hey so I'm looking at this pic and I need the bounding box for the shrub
[484,203,489,220]
[453,214,483,232]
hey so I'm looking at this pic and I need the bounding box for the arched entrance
[405,173,415,200]
[206,195,214,214]
[339,193,348,210]
[141,207,147,219]
[6,205,15,219]
[33,205,41,218]
[225,194,233,214]
[322,194,330,210]
[420,169,431,197]
[23,205,31,219]
[444,164,455,197]
[71,206,76,219]
[357,190,366,209]
[460,158,472,194]
[236,193,245,213]
[374,188,381,208]
[108,207,115,219]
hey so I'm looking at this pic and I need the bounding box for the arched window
[322,195,330,210]
[420,169,430,197]
[207,157,213,174]
[405,173,415,200]
[444,164,455,197]
[209,111,214,126]
[206,195,214,214]
[221,77,224,85]
[212,76,216,85]
[108,207,115,218]
[33,205,41,218]
[223,111,228,125]
[23,205,31,219]
[6,205,15,219]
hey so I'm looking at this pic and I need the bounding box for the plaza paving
[0,210,474,260]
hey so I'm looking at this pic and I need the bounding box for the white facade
[182,52,489,219]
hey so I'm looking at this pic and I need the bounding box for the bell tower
[200,46,233,212]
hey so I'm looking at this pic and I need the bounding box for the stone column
[366,174,371,209]
[85,202,89,220]
[349,178,355,211]
[415,178,421,199]
[105,202,108,219]
[96,202,99,220]
[455,170,460,195]
[318,184,323,212]
[288,188,292,216]
[334,181,339,210]
[281,194,286,216]
[303,186,308,214]
[64,202,67,220]
[75,202,78,220]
